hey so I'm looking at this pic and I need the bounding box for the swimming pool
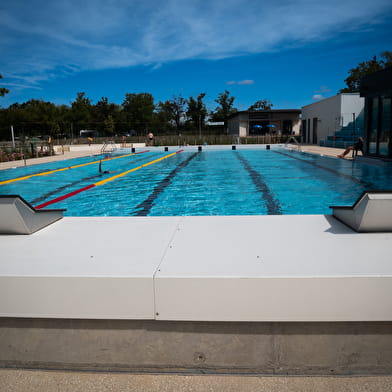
[1,146,391,216]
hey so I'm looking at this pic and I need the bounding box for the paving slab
[1,369,391,392]
[0,217,181,319]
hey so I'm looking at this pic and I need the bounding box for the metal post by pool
[11,125,15,148]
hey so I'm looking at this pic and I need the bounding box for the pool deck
[1,144,391,391]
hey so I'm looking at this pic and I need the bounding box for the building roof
[301,93,361,110]
[228,109,301,120]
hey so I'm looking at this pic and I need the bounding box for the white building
[301,93,364,145]
[227,110,301,137]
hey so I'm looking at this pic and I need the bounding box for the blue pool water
[1,147,392,216]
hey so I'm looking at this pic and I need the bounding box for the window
[379,98,391,157]
[282,120,292,135]
[312,118,318,144]
[368,97,378,155]
[302,120,307,143]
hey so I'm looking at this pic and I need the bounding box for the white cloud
[312,94,324,100]
[226,80,255,85]
[1,0,392,88]
[237,80,255,85]
[315,85,332,93]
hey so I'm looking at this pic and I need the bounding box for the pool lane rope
[0,150,149,186]
[34,150,184,209]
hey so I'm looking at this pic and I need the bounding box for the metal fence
[0,134,291,162]
[66,134,289,146]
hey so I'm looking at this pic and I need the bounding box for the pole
[199,115,201,141]
[11,125,15,148]
[351,113,356,159]
[353,113,356,138]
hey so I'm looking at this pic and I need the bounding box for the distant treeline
[0,91,252,141]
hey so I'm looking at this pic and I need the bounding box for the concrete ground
[0,145,103,171]
[1,370,392,392]
[2,143,386,391]
[286,144,347,158]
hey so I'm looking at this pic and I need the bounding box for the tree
[248,99,273,111]
[186,93,207,130]
[157,95,187,130]
[0,74,9,97]
[210,90,237,122]
[70,92,93,131]
[103,114,115,135]
[94,97,120,135]
[122,93,155,133]
[7,99,61,136]
[169,95,187,129]
[340,51,392,93]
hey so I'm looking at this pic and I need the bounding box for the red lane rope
[34,149,185,210]
[35,184,96,209]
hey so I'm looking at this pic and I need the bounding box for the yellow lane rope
[0,151,148,186]
[94,151,181,186]
[35,150,183,209]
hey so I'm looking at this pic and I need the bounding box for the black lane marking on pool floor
[235,153,282,215]
[274,150,374,188]
[133,152,198,216]
[29,154,157,206]
[30,174,103,206]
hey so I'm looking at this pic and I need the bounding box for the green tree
[0,74,9,97]
[103,114,115,135]
[210,90,237,122]
[70,92,93,131]
[0,100,70,140]
[186,93,207,130]
[94,97,120,135]
[340,51,392,93]
[122,93,155,133]
[156,101,174,132]
[248,99,273,111]
[157,95,187,130]
[11,99,61,136]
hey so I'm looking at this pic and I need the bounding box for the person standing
[148,132,154,146]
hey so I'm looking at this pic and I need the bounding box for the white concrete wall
[340,94,365,129]
[301,94,364,143]
[292,119,301,135]
[302,95,341,143]
[1,215,392,322]
[239,121,248,137]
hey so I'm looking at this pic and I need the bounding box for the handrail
[285,136,301,151]
[101,140,117,155]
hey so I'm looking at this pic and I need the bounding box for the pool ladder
[285,136,301,151]
[101,141,117,155]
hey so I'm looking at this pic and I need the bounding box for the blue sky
[1,0,392,111]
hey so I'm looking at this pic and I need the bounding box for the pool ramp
[331,190,392,232]
[0,195,64,234]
